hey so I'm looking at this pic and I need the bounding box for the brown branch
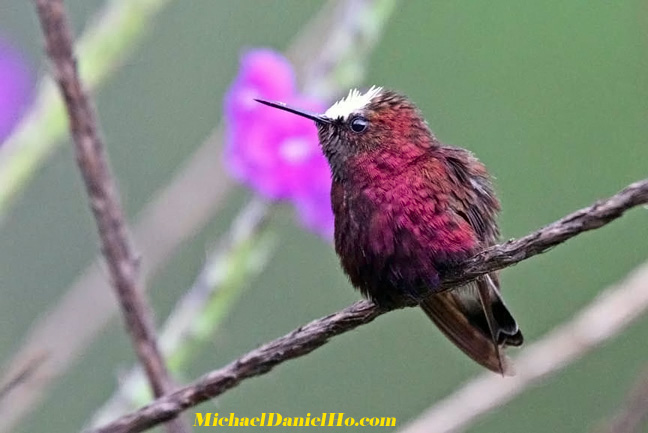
[32,1,188,432]
[444,178,648,284]
[600,368,648,433]
[398,260,648,433]
[92,178,648,433]
[0,2,369,430]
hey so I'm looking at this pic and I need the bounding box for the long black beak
[255,99,331,124]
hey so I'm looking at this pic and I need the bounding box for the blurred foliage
[0,0,172,218]
[0,1,647,433]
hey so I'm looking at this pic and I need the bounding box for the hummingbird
[256,87,523,374]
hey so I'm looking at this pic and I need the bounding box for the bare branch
[88,198,275,427]
[32,0,187,431]
[92,178,648,433]
[398,260,648,433]
[0,2,393,429]
[444,178,648,284]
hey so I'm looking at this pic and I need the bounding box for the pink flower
[224,49,333,239]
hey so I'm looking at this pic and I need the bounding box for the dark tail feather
[420,275,522,375]
[482,274,523,347]
[475,281,505,373]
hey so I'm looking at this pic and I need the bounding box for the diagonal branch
[92,178,648,433]
[444,178,648,284]
[32,0,188,432]
[398,260,648,433]
[0,2,397,430]
[88,198,276,428]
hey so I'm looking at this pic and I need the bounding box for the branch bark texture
[398,259,648,433]
[32,1,187,431]
[93,178,648,433]
[0,3,384,430]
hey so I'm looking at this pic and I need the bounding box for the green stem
[89,0,399,426]
[89,198,276,428]
[0,0,173,217]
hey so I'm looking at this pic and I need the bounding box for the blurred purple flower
[0,36,33,143]
[224,49,334,239]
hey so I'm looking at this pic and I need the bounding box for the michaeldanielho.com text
[193,413,396,428]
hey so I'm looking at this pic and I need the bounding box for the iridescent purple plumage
[256,88,523,374]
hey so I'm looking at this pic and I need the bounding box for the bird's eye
[349,116,369,133]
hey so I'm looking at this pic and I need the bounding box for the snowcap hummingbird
[256,87,523,374]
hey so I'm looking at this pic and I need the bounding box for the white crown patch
[324,86,383,120]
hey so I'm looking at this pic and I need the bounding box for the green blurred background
[1,1,648,432]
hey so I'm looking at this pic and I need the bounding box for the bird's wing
[442,149,500,244]
[420,149,521,374]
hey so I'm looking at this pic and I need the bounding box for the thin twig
[443,179,648,285]
[32,1,187,432]
[0,1,397,429]
[91,178,648,433]
[88,198,275,427]
[600,368,648,433]
[0,0,174,217]
[0,1,188,429]
[398,260,648,433]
